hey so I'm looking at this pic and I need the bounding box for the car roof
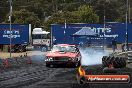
[55,44,76,47]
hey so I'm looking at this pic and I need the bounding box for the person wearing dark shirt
[112,38,117,52]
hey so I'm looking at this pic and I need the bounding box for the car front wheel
[46,63,50,67]
[74,61,81,67]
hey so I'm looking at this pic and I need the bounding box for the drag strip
[0,50,132,88]
[23,68,76,88]
[0,65,53,88]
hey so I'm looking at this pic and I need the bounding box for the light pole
[103,0,107,50]
[125,0,128,52]
[9,0,12,58]
[103,6,106,50]
[64,20,66,43]
[128,1,131,23]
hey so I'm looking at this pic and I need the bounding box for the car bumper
[46,61,78,65]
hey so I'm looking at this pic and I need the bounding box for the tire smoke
[80,47,109,66]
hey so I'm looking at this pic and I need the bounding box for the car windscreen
[52,45,76,52]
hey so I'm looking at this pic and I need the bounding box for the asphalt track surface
[0,55,132,88]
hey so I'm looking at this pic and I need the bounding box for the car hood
[46,51,78,58]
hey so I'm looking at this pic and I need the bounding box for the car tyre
[74,61,81,68]
[103,67,117,73]
[46,63,50,67]
[77,61,81,67]
[50,64,54,68]
[102,56,127,68]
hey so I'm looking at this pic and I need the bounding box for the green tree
[93,0,125,22]
[77,5,99,23]
[4,9,41,28]
[1,0,132,25]
[0,0,9,23]
[44,5,99,31]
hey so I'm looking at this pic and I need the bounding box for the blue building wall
[51,23,132,45]
[0,24,29,44]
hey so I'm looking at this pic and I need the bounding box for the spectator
[111,38,117,52]
[79,42,83,47]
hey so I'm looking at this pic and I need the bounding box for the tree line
[0,0,131,31]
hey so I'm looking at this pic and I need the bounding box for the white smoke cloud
[26,51,46,62]
[80,47,109,66]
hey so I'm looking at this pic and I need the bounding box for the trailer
[51,23,132,50]
[0,24,31,52]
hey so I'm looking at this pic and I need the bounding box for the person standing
[111,38,117,52]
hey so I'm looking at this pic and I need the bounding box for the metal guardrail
[114,51,132,63]
[128,53,132,63]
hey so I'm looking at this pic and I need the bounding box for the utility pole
[64,20,66,43]
[128,1,131,23]
[103,0,106,50]
[9,0,12,58]
[103,9,106,50]
[125,0,128,53]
